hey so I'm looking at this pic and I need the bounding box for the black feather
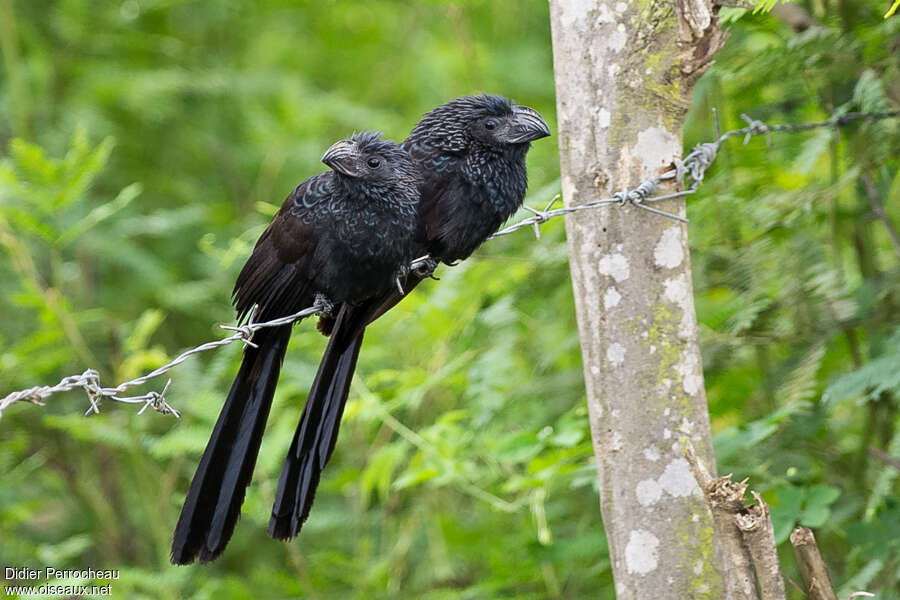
[171,325,290,564]
[269,95,549,541]
[268,306,364,539]
[172,132,419,564]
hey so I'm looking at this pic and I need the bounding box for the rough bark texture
[790,527,839,600]
[708,479,758,600]
[686,445,789,599]
[549,0,727,597]
[686,444,759,600]
[736,493,786,600]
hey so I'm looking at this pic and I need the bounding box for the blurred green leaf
[1,0,898,597]
[823,329,900,403]
[495,431,544,463]
[57,182,142,247]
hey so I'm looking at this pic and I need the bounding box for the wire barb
[219,305,262,348]
[740,113,772,148]
[0,302,330,420]
[2,108,898,420]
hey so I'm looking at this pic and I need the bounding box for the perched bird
[171,131,421,564]
[268,94,551,540]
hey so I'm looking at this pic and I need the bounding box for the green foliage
[823,327,900,403]
[0,0,898,598]
[769,483,842,542]
[0,2,589,598]
[688,0,900,595]
[755,0,786,14]
[720,7,751,24]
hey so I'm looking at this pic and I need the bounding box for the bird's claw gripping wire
[7,109,900,421]
[410,255,439,279]
[394,259,418,296]
[393,263,410,295]
[314,293,335,318]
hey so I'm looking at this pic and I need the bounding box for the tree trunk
[548,0,728,597]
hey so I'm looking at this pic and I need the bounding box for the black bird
[171,131,421,564]
[268,94,551,540]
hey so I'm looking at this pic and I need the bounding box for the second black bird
[171,131,421,564]
[269,94,551,541]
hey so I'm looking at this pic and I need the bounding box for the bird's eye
[367,157,381,168]
[485,119,497,130]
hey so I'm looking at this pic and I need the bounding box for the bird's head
[322,131,420,190]
[408,94,551,154]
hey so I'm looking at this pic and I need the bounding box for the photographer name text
[4,567,119,580]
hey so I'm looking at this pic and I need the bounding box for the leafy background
[1,0,898,598]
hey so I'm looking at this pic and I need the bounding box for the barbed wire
[1,108,898,421]
[0,303,324,420]
[488,109,900,239]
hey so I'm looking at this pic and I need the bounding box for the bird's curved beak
[504,105,551,144]
[322,140,360,177]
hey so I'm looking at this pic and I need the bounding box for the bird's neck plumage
[333,174,417,212]
[413,141,529,263]
[461,143,529,215]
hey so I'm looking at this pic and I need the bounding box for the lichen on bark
[549,0,729,597]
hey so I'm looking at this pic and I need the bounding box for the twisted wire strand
[2,109,897,420]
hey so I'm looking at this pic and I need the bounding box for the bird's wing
[403,138,462,257]
[233,174,331,322]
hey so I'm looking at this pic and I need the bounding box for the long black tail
[267,274,428,540]
[172,325,292,564]
[268,306,364,539]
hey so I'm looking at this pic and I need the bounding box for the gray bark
[736,493,787,600]
[548,0,727,597]
[686,445,759,600]
[790,527,839,600]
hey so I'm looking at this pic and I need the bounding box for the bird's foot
[411,255,439,279]
[396,262,411,281]
[393,261,415,295]
[314,293,335,317]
